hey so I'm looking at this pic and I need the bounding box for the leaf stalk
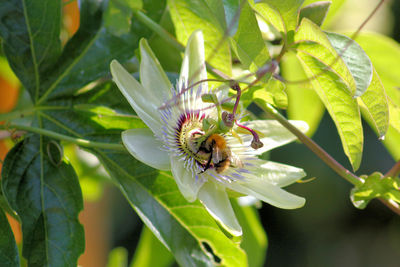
[0,124,125,151]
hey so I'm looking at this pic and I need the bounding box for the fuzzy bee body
[199,134,242,173]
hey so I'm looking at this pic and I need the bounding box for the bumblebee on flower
[110,31,309,236]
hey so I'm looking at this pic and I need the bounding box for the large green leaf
[231,0,270,72]
[299,1,331,26]
[38,0,155,101]
[325,32,372,98]
[294,19,357,95]
[0,209,20,266]
[325,32,388,140]
[303,0,346,27]
[2,136,84,266]
[358,69,389,139]
[0,0,61,102]
[0,0,162,104]
[294,18,363,170]
[93,143,247,267]
[168,0,232,76]
[355,33,400,160]
[251,0,304,35]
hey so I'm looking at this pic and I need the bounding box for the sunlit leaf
[294,18,363,170]
[355,32,400,160]
[168,0,232,76]
[253,78,288,109]
[326,32,372,97]
[299,1,331,26]
[351,172,400,209]
[251,0,304,35]
[295,19,357,95]
[358,69,389,139]
[231,1,270,72]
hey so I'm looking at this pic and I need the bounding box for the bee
[199,134,242,173]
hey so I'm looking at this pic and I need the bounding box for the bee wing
[212,146,223,164]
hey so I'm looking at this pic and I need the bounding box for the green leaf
[148,10,182,72]
[253,78,288,109]
[130,226,174,267]
[222,0,240,36]
[355,33,400,160]
[168,0,232,76]
[2,0,164,104]
[0,0,61,101]
[251,0,304,35]
[358,69,389,138]
[0,209,20,266]
[294,19,363,170]
[351,172,400,209]
[281,52,325,137]
[1,137,84,266]
[104,0,134,36]
[94,145,247,267]
[39,0,158,101]
[325,32,373,97]
[231,1,270,72]
[294,19,357,95]
[233,202,267,267]
[303,0,346,27]
[38,82,145,138]
[299,1,331,26]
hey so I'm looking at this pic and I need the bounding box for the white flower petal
[170,156,204,202]
[122,129,170,171]
[179,30,207,87]
[198,181,242,236]
[225,179,305,209]
[110,60,162,133]
[139,39,172,105]
[260,161,306,187]
[244,159,306,187]
[230,120,309,155]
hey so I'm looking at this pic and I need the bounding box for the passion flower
[110,31,308,236]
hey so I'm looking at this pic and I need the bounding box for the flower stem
[0,124,125,151]
[0,108,35,121]
[258,102,363,187]
[385,161,400,178]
